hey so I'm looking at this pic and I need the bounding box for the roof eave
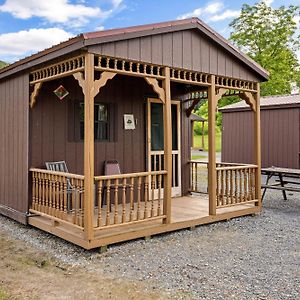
[220,103,300,112]
[0,36,85,80]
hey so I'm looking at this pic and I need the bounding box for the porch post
[163,67,172,224]
[208,75,217,216]
[254,84,262,208]
[83,53,95,241]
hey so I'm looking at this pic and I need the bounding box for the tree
[229,2,300,96]
[0,60,8,69]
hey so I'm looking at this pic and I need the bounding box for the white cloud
[95,25,105,31]
[293,15,300,28]
[177,1,223,19]
[262,0,274,6]
[0,0,124,27]
[204,2,223,14]
[177,1,239,22]
[210,10,240,22]
[0,28,73,62]
[178,8,202,20]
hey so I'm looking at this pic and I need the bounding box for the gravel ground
[0,179,299,300]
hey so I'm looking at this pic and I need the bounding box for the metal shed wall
[0,74,29,223]
[88,29,260,82]
[221,107,300,168]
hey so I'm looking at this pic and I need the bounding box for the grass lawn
[193,132,221,152]
[190,154,207,160]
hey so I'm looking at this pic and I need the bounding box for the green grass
[193,132,222,152]
[0,287,9,300]
[191,154,207,160]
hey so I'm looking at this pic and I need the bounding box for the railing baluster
[225,170,229,205]
[239,169,243,203]
[63,176,67,219]
[80,178,84,227]
[97,180,103,226]
[144,176,149,219]
[221,170,225,205]
[41,173,45,213]
[157,174,162,216]
[122,178,126,223]
[130,177,134,222]
[106,179,111,225]
[243,169,247,202]
[32,172,36,210]
[230,170,233,204]
[114,178,119,224]
[216,169,220,207]
[234,169,238,204]
[172,154,176,187]
[137,176,142,220]
[151,174,155,217]
[195,163,198,192]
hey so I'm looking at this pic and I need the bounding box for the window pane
[95,104,107,121]
[95,122,108,140]
[79,103,108,141]
[151,103,164,150]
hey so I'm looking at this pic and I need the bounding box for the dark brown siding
[88,29,260,82]
[30,76,191,194]
[222,108,300,168]
[0,74,29,223]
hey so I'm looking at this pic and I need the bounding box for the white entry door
[147,98,181,197]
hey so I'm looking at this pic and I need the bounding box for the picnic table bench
[261,167,300,200]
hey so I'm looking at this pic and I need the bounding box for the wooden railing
[30,168,85,229]
[94,170,167,229]
[151,150,180,188]
[216,165,258,208]
[189,161,208,193]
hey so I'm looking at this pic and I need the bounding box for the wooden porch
[28,189,259,250]
[28,161,260,249]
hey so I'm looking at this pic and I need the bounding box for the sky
[0,0,299,63]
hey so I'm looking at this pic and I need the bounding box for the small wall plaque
[124,114,135,130]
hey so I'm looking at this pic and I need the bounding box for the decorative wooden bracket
[73,72,85,93]
[186,98,200,117]
[73,71,116,97]
[94,72,116,97]
[214,88,228,110]
[144,77,165,104]
[29,82,43,108]
[240,91,256,112]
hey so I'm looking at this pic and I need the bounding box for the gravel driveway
[1,185,299,300]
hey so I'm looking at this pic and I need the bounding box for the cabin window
[79,103,109,141]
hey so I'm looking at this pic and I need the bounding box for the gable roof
[220,94,300,112]
[0,18,269,81]
[191,113,206,122]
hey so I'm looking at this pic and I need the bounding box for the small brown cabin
[0,18,268,249]
[221,94,300,169]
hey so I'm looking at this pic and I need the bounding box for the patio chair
[104,160,122,176]
[102,160,127,208]
[45,161,81,211]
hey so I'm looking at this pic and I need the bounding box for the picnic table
[261,167,300,200]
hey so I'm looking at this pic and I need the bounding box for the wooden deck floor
[28,194,259,249]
